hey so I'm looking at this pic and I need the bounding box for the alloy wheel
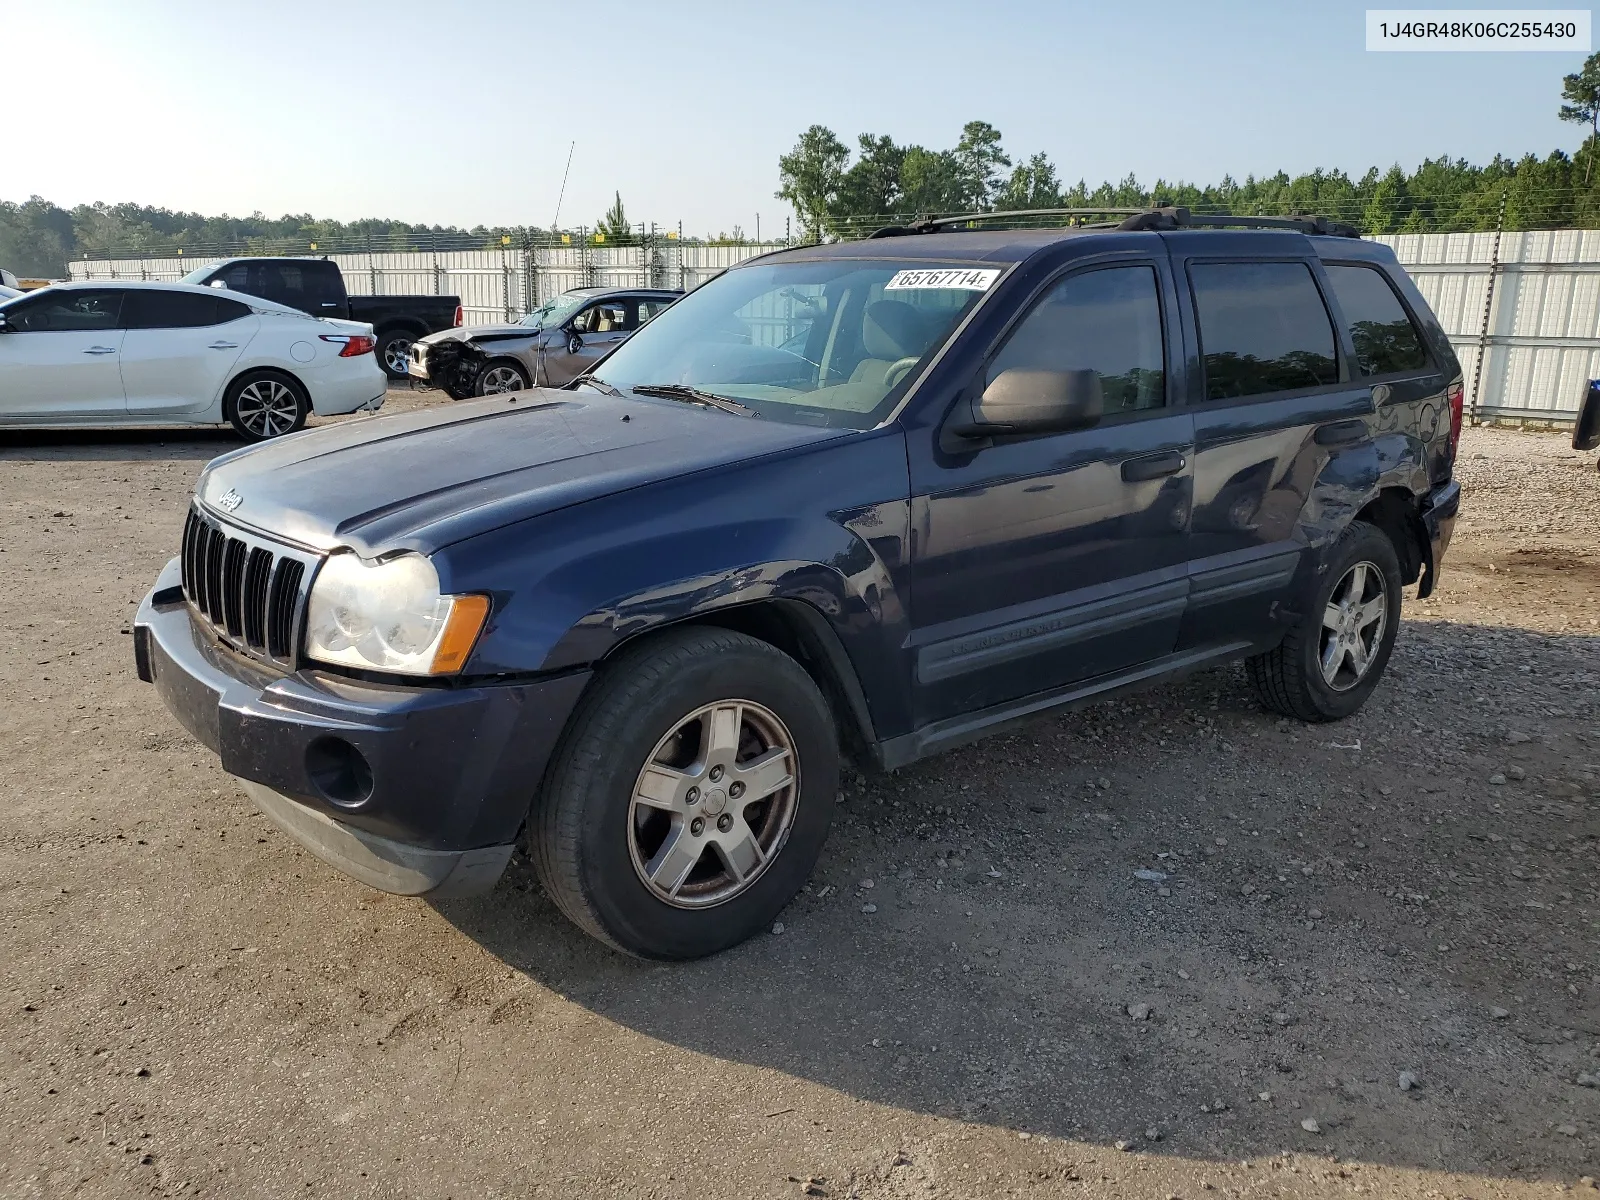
[1319,560,1387,691]
[383,338,412,376]
[479,365,527,394]
[627,700,799,909]
[233,379,301,438]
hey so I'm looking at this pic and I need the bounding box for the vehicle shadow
[0,427,238,462]
[436,618,1600,1183]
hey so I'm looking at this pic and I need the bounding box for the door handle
[1314,419,1368,446]
[207,341,239,350]
[82,346,117,355]
[1121,450,1186,482]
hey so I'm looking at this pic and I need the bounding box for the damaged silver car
[409,286,681,398]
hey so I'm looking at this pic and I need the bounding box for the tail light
[320,333,376,357]
[453,304,463,327]
[1446,381,1464,462]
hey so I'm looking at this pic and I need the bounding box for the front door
[120,290,257,415]
[1172,246,1385,652]
[543,299,631,383]
[0,289,128,420]
[907,258,1194,726]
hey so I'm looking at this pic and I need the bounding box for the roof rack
[867,206,1361,240]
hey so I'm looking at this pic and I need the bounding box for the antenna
[550,140,575,235]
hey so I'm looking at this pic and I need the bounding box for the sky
[4,0,1593,237]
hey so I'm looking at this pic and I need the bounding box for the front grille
[180,506,318,666]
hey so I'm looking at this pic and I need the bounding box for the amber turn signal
[430,594,490,674]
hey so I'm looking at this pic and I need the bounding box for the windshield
[178,265,216,285]
[592,258,1002,428]
[520,292,589,329]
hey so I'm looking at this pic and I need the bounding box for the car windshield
[591,258,1003,428]
[520,292,589,329]
[178,265,217,285]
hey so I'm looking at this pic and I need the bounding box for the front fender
[433,430,916,740]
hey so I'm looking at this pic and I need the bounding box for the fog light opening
[305,737,374,808]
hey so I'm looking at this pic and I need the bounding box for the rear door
[121,290,258,415]
[0,289,127,420]
[1172,235,1375,652]
[907,256,1194,725]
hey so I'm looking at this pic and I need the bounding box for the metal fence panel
[70,231,1600,424]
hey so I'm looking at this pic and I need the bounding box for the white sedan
[0,280,387,441]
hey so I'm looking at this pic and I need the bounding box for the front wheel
[1246,521,1402,721]
[224,371,309,441]
[476,360,530,395]
[531,628,839,959]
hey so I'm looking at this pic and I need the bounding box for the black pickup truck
[181,257,461,379]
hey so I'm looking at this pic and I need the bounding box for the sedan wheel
[226,374,308,442]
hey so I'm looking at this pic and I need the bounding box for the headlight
[304,551,489,675]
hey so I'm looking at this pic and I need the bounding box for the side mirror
[949,368,1104,438]
[1575,378,1600,452]
[566,330,584,355]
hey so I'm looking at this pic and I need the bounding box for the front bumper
[1418,477,1461,597]
[133,557,590,897]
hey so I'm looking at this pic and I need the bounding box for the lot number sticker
[885,268,1001,291]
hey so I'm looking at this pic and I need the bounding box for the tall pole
[1469,188,1508,422]
[550,140,575,236]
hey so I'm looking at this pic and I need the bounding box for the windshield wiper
[575,375,621,396]
[630,383,757,417]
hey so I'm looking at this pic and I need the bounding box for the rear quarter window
[1322,264,1429,377]
[1190,261,1339,401]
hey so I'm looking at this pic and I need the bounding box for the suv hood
[419,323,536,346]
[194,390,846,555]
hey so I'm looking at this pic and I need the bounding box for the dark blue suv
[134,211,1463,959]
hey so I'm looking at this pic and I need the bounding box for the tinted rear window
[1191,262,1338,401]
[1323,264,1429,377]
[124,290,226,329]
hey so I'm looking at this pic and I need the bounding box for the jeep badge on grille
[217,490,243,512]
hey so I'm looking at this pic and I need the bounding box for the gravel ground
[1,395,1597,1199]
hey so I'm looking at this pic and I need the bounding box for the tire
[1246,520,1403,722]
[532,627,839,960]
[376,330,415,380]
[224,371,309,442]
[475,359,530,395]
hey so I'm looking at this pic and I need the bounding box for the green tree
[898,146,970,215]
[1560,52,1600,181]
[997,153,1063,210]
[836,134,906,219]
[776,125,850,241]
[952,120,1011,209]
[596,191,634,244]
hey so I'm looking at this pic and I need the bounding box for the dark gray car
[410,286,681,398]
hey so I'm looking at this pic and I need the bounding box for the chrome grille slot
[178,504,318,667]
[242,548,273,648]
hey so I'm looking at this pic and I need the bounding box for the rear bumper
[133,557,589,897]
[306,361,388,416]
[1418,477,1461,597]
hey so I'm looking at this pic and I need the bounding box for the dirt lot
[2,393,1597,1199]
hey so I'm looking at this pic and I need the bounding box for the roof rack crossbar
[866,206,1361,240]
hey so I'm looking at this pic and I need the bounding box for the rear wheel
[531,628,838,959]
[377,331,414,380]
[476,360,530,395]
[1246,521,1402,721]
[224,371,308,441]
